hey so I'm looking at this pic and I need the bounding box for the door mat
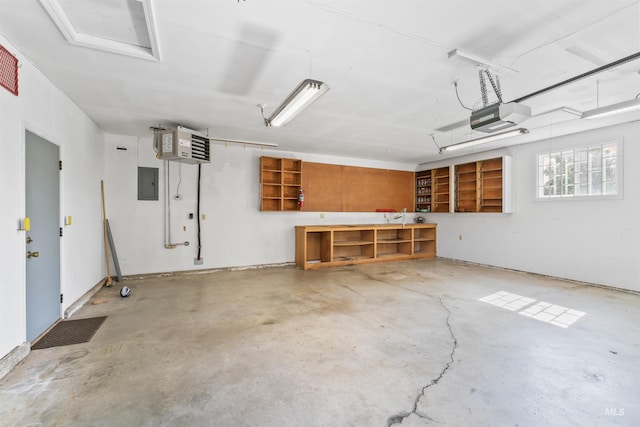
[31,316,107,350]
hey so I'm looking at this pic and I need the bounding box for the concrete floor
[1,258,638,426]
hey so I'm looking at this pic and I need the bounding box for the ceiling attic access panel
[40,0,161,61]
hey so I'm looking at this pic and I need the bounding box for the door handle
[27,251,40,259]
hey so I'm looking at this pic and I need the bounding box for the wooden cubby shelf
[295,223,437,269]
[451,156,512,213]
[260,156,302,211]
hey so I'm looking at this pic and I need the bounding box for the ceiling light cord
[175,162,182,198]
[453,81,473,111]
[430,134,443,153]
[258,104,270,127]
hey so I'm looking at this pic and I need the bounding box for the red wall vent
[0,44,19,96]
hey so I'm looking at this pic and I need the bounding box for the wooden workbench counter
[295,223,437,269]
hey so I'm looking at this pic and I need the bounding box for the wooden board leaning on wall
[301,161,415,212]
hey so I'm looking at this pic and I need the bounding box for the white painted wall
[0,35,105,360]
[103,134,418,275]
[419,122,640,292]
[105,122,640,293]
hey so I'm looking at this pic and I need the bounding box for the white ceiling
[1,0,639,164]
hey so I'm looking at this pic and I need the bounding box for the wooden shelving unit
[433,166,451,212]
[455,162,479,212]
[479,157,504,213]
[260,157,413,212]
[451,157,512,213]
[415,171,432,212]
[260,156,302,211]
[295,223,437,269]
[415,166,450,213]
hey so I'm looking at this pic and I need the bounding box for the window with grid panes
[537,142,619,199]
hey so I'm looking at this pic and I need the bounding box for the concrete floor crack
[386,298,458,426]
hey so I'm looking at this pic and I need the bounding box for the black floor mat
[31,316,107,350]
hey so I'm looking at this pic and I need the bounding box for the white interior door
[25,130,61,342]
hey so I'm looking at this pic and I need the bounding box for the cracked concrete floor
[1,258,639,426]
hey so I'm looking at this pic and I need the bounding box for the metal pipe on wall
[164,160,188,249]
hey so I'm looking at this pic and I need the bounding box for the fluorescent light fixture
[267,79,329,127]
[581,98,640,119]
[440,128,529,153]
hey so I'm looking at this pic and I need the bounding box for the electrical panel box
[158,126,211,164]
[138,167,159,200]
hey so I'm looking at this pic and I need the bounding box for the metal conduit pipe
[164,160,189,249]
[511,52,640,104]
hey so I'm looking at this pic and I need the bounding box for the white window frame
[535,139,623,201]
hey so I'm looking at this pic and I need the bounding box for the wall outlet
[201,214,206,220]
[319,213,325,218]
[194,257,203,265]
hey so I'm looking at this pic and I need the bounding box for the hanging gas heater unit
[157,126,211,164]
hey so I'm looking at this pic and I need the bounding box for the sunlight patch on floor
[479,291,586,328]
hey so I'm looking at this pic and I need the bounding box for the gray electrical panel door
[138,167,159,200]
